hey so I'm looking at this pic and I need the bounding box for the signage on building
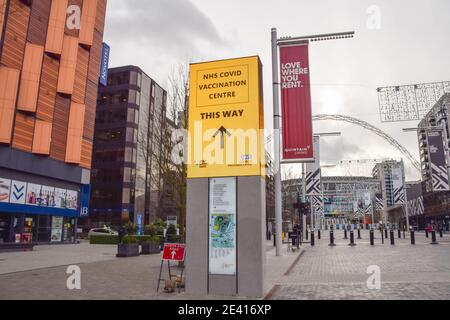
[136,213,143,236]
[208,177,236,275]
[391,163,405,205]
[80,184,90,217]
[99,42,110,86]
[279,42,314,162]
[306,136,323,215]
[162,243,186,261]
[187,56,265,178]
[426,130,450,191]
[0,177,79,210]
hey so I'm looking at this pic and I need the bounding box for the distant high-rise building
[0,0,107,243]
[85,66,170,228]
[372,160,405,222]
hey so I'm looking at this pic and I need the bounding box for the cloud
[105,0,227,58]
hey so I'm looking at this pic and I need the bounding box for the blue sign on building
[137,213,143,236]
[99,42,110,86]
[80,184,90,217]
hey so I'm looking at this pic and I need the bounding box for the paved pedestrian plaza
[0,231,449,300]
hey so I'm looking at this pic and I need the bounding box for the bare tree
[136,64,189,238]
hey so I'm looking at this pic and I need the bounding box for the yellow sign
[188,56,265,178]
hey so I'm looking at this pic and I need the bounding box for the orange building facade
[0,0,107,244]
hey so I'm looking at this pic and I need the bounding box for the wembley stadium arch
[312,114,421,173]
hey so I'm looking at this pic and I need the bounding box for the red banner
[280,42,314,161]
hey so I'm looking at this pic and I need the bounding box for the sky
[102,0,450,181]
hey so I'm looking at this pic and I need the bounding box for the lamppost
[271,28,354,256]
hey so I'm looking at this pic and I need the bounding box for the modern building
[417,93,450,188]
[372,159,406,221]
[282,176,382,226]
[83,65,170,229]
[0,0,107,243]
[322,176,381,224]
[413,93,450,230]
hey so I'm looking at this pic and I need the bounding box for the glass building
[84,66,170,229]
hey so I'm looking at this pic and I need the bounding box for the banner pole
[271,27,283,256]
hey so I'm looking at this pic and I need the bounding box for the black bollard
[381,229,384,244]
[310,231,315,246]
[390,229,395,245]
[410,230,415,245]
[357,228,361,239]
[273,232,276,247]
[425,229,429,238]
[384,228,388,239]
[344,229,348,239]
[370,229,374,246]
[430,230,438,245]
[329,230,336,246]
[318,229,321,240]
[349,230,356,246]
[398,229,401,239]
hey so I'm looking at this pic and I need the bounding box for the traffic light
[296,202,311,216]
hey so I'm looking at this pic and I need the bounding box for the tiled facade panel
[36,54,60,122]
[83,79,97,141]
[65,102,85,164]
[12,112,35,152]
[0,67,20,144]
[65,0,83,38]
[87,30,102,83]
[57,35,78,95]
[72,45,89,103]
[45,0,68,55]
[32,119,52,155]
[95,0,107,34]
[0,0,7,43]
[79,0,97,47]
[50,94,71,161]
[80,138,93,169]
[17,43,44,112]
[0,0,30,69]
[1,0,107,171]
[27,0,51,46]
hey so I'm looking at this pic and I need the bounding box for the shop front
[0,176,80,244]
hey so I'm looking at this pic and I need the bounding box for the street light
[272,28,354,256]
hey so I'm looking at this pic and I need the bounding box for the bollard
[430,230,438,245]
[398,229,401,239]
[318,229,321,240]
[310,231,315,246]
[370,229,374,246]
[381,229,384,244]
[390,229,395,245]
[344,229,348,239]
[349,230,356,246]
[329,230,336,246]
[357,228,361,239]
[384,228,388,239]
[425,229,429,238]
[410,230,415,245]
[273,232,276,247]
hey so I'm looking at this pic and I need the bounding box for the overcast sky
[103,0,450,181]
